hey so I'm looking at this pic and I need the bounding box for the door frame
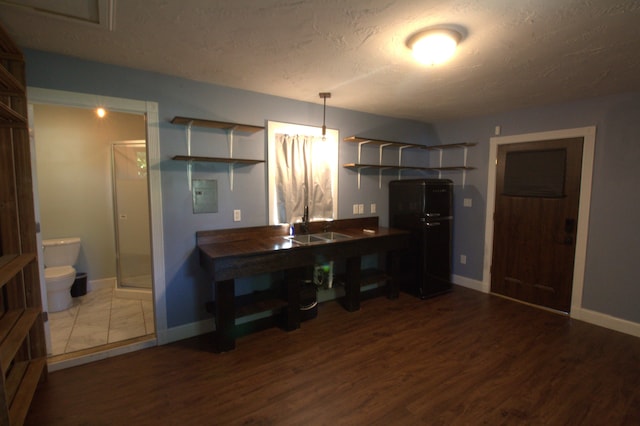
[483,126,596,314]
[27,87,168,364]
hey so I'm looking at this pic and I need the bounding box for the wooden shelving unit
[0,22,48,425]
[170,116,265,190]
[343,136,476,188]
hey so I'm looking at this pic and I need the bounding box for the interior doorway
[483,127,596,315]
[27,88,166,370]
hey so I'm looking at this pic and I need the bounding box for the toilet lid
[45,265,75,279]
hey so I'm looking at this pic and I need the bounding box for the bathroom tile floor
[48,286,154,356]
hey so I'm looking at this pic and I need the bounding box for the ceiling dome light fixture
[406,28,462,66]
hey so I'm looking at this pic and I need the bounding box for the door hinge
[42,311,48,322]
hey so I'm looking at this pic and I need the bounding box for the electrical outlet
[370,203,377,214]
[358,204,364,214]
[233,209,241,222]
[353,204,359,215]
[460,254,467,265]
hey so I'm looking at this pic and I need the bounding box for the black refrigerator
[389,179,453,299]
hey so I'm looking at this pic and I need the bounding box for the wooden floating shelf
[343,163,475,171]
[171,116,264,133]
[343,136,476,151]
[172,155,264,165]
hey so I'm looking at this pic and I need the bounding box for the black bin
[71,272,87,297]
[300,280,318,321]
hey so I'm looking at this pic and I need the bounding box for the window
[267,121,339,225]
[503,148,566,197]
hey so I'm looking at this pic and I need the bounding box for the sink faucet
[302,205,309,233]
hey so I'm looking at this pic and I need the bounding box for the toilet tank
[43,237,81,267]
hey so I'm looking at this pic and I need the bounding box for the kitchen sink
[287,232,352,245]
[312,232,352,241]
[289,234,327,245]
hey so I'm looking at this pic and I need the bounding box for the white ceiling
[2,0,640,122]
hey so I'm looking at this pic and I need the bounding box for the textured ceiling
[1,0,640,122]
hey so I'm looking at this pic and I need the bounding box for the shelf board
[205,290,288,319]
[335,268,389,288]
[0,308,40,373]
[7,357,46,426]
[343,136,424,149]
[344,136,476,151]
[343,163,475,171]
[0,101,27,126]
[0,63,24,94]
[0,253,36,288]
[171,116,264,134]
[422,142,477,150]
[172,155,264,165]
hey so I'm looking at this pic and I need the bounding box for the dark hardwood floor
[25,286,640,425]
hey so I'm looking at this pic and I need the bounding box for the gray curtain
[275,133,333,224]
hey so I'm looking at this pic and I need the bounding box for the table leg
[342,256,361,311]
[214,279,235,352]
[282,268,302,331]
[386,250,400,299]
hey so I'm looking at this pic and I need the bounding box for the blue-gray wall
[24,49,640,329]
[435,92,640,323]
[24,49,437,328]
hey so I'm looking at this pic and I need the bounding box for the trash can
[300,279,318,321]
[70,272,87,297]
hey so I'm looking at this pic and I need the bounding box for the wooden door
[491,138,583,312]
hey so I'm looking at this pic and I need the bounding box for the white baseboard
[571,307,640,339]
[88,277,115,292]
[452,274,640,339]
[452,274,488,293]
[157,319,215,345]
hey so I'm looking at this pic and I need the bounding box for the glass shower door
[112,142,152,290]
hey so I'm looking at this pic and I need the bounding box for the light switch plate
[233,209,241,222]
[370,203,377,214]
[463,198,472,207]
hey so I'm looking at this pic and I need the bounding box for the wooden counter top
[197,217,409,281]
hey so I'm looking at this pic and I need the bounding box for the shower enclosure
[112,141,152,296]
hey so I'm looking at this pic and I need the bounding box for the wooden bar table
[197,218,410,352]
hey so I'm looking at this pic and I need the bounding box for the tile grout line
[63,304,80,354]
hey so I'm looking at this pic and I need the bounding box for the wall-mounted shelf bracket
[171,116,265,192]
[343,136,476,189]
[186,120,194,190]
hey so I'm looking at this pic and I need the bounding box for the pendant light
[319,92,331,138]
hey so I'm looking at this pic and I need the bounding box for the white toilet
[43,237,81,312]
